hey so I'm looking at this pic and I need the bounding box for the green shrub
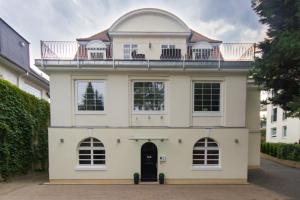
[261,142,300,162]
[0,79,49,180]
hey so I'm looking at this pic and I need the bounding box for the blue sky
[0,0,266,73]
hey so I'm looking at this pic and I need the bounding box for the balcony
[35,41,255,71]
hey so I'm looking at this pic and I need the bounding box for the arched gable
[109,8,191,35]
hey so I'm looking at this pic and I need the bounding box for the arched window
[193,138,219,166]
[78,137,105,165]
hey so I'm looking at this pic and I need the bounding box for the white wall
[0,61,49,100]
[49,127,249,181]
[266,105,300,143]
[49,71,249,128]
[112,36,187,60]
[246,86,261,167]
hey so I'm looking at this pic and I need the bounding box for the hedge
[0,79,49,180]
[261,142,300,161]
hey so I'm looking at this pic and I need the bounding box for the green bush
[261,142,300,162]
[0,79,49,180]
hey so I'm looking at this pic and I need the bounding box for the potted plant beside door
[159,173,165,184]
[133,172,139,184]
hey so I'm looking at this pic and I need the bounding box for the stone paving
[0,158,298,200]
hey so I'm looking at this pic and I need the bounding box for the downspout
[17,71,29,88]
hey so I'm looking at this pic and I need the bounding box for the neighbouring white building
[35,8,261,184]
[0,18,49,100]
[266,104,300,144]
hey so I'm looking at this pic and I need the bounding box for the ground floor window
[193,137,219,166]
[271,128,277,137]
[78,137,105,165]
[282,126,287,137]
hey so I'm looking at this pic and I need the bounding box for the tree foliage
[251,0,300,117]
[0,79,49,180]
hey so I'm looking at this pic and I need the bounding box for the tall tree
[251,0,300,117]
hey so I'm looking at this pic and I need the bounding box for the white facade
[0,59,49,100]
[266,105,300,143]
[37,8,260,184]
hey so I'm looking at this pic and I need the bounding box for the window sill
[74,165,107,171]
[191,165,222,171]
[75,111,106,115]
[192,112,222,117]
[132,112,166,115]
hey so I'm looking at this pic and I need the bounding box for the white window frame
[23,82,42,99]
[88,49,106,60]
[282,111,287,121]
[161,44,176,50]
[132,80,166,114]
[271,107,277,122]
[192,138,221,171]
[282,126,287,138]
[271,128,277,137]
[123,44,138,59]
[75,137,107,171]
[192,81,222,117]
[75,80,106,115]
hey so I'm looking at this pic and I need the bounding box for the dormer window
[192,42,213,60]
[86,40,107,60]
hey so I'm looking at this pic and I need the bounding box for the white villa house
[0,18,49,100]
[266,104,300,144]
[35,8,261,184]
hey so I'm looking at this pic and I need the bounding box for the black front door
[141,142,157,182]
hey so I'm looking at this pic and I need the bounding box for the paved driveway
[249,158,300,200]
[0,158,298,200]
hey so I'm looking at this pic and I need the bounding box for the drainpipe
[17,71,29,88]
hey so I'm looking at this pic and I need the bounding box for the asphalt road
[249,158,300,200]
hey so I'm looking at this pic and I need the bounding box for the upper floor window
[78,137,105,165]
[282,126,287,137]
[160,44,181,60]
[192,42,213,60]
[124,44,138,59]
[86,40,106,60]
[282,111,287,120]
[271,107,277,122]
[193,82,220,112]
[161,44,175,50]
[193,137,219,166]
[133,81,165,112]
[76,80,105,112]
[271,128,277,137]
[23,83,42,99]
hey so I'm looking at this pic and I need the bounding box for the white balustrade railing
[40,41,255,62]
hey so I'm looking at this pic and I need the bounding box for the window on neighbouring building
[78,137,105,165]
[23,83,42,99]
[271,128,277,137]
[123,44,138,59]
[282,126,287,137]
[76,80,105,111]
[271,107,277,122]
[193,137,219,166]
[193,82,220,112]
[133,81,165,112]
[282,111,287,120]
